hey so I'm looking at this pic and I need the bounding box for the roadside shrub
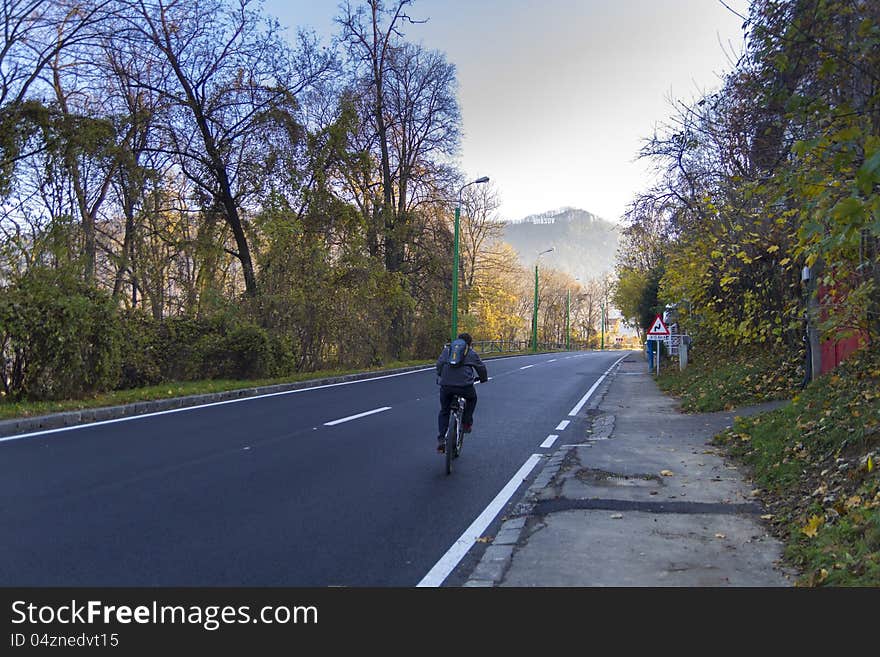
[121,314,275,383]
[118,312,164,389]
[222,322,272,379]
[0,267,122,400]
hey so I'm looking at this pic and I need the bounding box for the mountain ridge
[500,207,618,282]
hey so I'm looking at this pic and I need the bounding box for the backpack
[446,338,470,367]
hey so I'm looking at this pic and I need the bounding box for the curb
[0,350,563,439]
[463,357,628,587]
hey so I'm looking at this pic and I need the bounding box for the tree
[337,1,461,357]
[115,0,323,297]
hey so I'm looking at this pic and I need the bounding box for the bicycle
[444,394,466,475]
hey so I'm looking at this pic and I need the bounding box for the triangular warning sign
[647,314,670,336]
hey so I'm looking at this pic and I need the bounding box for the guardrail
[470,340,593,354]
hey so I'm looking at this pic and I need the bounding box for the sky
[261,0,748,224]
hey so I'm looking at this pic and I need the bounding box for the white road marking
[323,406,391,426]
[519,365,534,370]
[540,434,559,449]
[555,420,570,431]
[0,368,439,444]
[547,359,557,362]
[0,350,613,445]
[568,355,628,417]
[417,454,544,587]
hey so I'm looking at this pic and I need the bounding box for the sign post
[646,314,670,376]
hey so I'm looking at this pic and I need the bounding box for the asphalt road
[0,350,625,586]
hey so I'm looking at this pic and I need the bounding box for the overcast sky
[262,0,748,223]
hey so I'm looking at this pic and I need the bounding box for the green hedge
[118,313,276,388]
[0,267,123,400]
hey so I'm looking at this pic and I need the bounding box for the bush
[193,319,272,380]
[118,312,164,389]
[223,322,272,379]
[0,267,122,400]
[119,314,276,384]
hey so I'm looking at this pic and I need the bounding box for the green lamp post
[531,247,554,352]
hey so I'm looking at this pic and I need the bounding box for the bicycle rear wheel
[445,412,457,475]
[455,397,467,458]
[454,398,465,458]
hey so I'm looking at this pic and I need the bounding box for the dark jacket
[436,344,488,387]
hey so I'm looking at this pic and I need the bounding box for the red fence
[817,282,867,374]
[820,333,864,374]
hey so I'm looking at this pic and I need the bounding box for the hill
[501,207,618,282]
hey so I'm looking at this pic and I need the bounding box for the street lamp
[531,247,554,353]
[451,176,489,341]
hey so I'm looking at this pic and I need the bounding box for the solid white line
[323,407,391,426]
[417,454,543,587]
[540,434,559,449]
[519,365,534,370]
[555,420,570,431]
[0,368,437,444]
[567,355,628,417]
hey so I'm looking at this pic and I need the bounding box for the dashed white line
[519,365,534,370]
[547,359,557,362]
[323,406,391,426]
[417,454,544,587]
[540,434,559,449]
[555,420,570,431]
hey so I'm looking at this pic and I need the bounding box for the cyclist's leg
[438,386,454,438]
[462,385,477,427]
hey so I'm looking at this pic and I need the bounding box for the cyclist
[435,332,488,453]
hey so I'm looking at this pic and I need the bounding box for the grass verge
[656,345,803,412]
[709,346,880,586]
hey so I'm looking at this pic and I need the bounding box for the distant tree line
[0,0,605,401]
[615,0,879,356]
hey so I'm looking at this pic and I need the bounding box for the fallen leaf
[715,533,726,539]
[802,514,824,538]
[760,514,774,520]
[660,470,674,477]
[845,495,862,509]
[475,536,492,543]
[868,456,874,473]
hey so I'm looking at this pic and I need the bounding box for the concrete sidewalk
[463,351,796,587]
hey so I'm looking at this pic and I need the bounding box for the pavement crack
[532,497,765,516]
